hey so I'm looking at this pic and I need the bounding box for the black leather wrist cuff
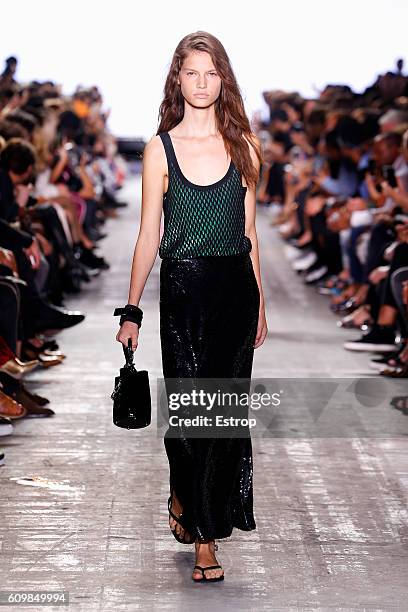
[113,304,143,328]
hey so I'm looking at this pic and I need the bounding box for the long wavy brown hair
[157,31,262,190]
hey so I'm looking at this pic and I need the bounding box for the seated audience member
[257,69,408,378]
[0,58,130,456]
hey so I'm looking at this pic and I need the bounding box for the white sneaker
[292,251,318,271]
[278,221,293,235]
[267,203,283,221]
[305,265,328,284]
[284,244,304,261]
[369,361,393,372]
[343,325,396,352]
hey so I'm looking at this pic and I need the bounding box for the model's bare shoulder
[142,134,167,175]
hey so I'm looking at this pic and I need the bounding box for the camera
[383,165,397,188]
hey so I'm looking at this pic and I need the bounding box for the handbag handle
[123,338,136,368]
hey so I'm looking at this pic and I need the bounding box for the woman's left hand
[380,181,399,200]
[254,305,267,348]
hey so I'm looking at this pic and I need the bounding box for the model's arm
[116,135,165,350]
[244,135,268,349]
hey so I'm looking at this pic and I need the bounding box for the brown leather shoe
[0,389,27,419]
[381,364,408,378]
[0,357,40,379]
[22,402,55,418]
[12,387,55,418]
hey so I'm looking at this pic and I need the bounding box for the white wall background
[2,0,407,140]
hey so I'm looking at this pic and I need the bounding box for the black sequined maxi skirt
[159,253,260,541]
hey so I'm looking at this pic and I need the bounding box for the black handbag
[111,338,151,429]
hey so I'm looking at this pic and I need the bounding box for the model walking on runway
[116,31,267,582]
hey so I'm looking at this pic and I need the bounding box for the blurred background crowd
[0,55,128,453]
[2,52,408,457]
[253,58,408,382]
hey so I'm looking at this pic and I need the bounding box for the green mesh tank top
[158,131,252,259]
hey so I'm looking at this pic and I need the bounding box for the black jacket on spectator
[0,168,34,249]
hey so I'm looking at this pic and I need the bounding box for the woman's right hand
[116,320,140,352]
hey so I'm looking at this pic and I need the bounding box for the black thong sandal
[192,564,224,583]
[167,496,195,544]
